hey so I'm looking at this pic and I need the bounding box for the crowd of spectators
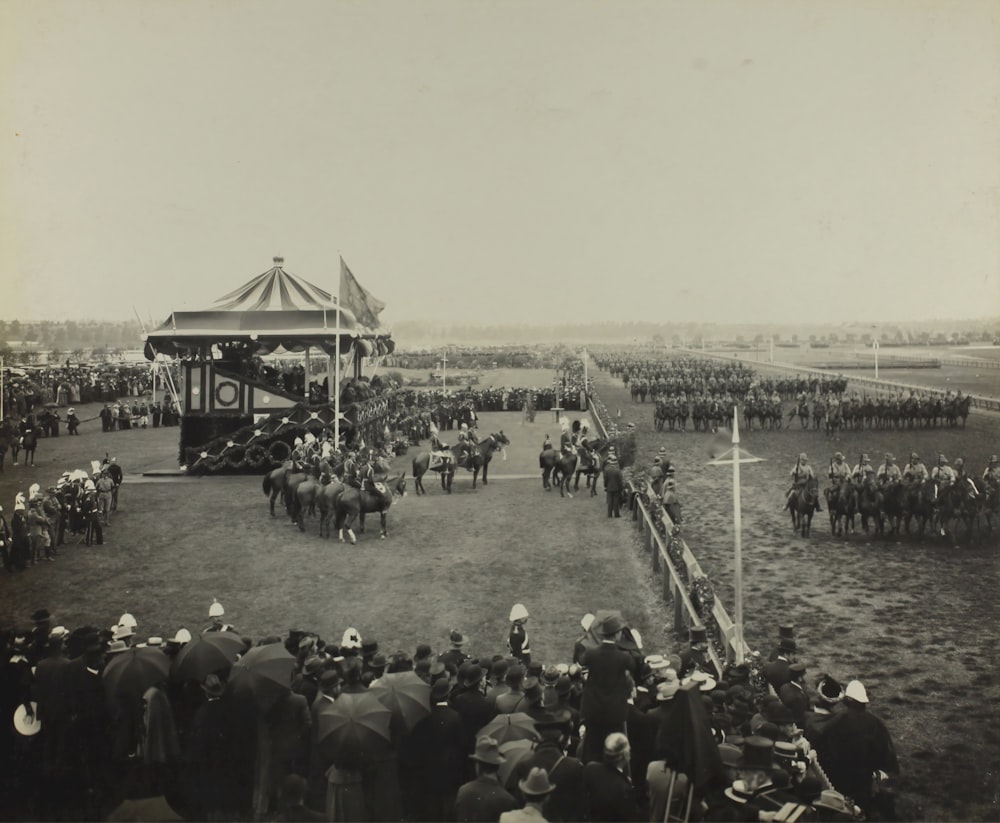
[0,602,898,822]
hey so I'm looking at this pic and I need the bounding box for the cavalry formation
[785,452,999,544]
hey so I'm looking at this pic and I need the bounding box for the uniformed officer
[875,453,902,485]
[508,603,531,665]
[851,454,874,483]
[457,422,478,463]
[358,456,376,494]
[902,452,929,483]
[203,599,236,633]
[828,452,851,484]
[931,455,956,488]
[661,479,683,524]
[983,455,1000,486]
[342,451,359,486]
[787,453,814,503]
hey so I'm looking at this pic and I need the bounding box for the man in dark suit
[603,454,625,517]
[778,662,812,725]
[513,712,586,822]
[582,732,644,821]
[762,638,796,691]
[399,677,467,822]
[580,615,635,764]
[451,662,498,762]
[454,736,518,822]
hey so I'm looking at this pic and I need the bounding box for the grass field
[597,364,1000,822]
[3,359,999,820]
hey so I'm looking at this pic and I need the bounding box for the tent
[144,258,393,360]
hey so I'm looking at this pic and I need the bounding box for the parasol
[497,739,536,790]
[171,632,245,683]
[103,647,171,707]
[228,643,296,711]
[368,671,430,736]
[14,703,40,737]
[477,712,539,745]
[317,691,392,770]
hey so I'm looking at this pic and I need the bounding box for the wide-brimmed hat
[644,654,669,672]
[469,736,505,765]
[519,766,557,797]
[113,625,135,641]
[449,630,465,646]
[106,640,129,655]
[812,789,855,815]
[833,452,845,460]
[685,671,718,692]
[991,455,998,464]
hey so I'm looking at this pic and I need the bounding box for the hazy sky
[2,0,998,328]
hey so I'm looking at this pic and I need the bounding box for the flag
[340,258,385,329]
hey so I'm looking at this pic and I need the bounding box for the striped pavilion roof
[210,258,340,312]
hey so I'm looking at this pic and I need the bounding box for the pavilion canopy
[144,259,392,359]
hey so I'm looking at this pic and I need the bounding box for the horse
[292,477,323,531]
[541,448,579,498]
[787,401,809,429]
[317,476,347,538]
[262,462,293,516]
[573,438,609,496]
[824,405,842,437]
[973,477,999,534]
[856,478,883,536]
[811,399,826,430]
[19,427,39,468]
[945,396,972,428]
[824,480,856,537]
[878,481,906,539]
[334,473,406,543]
[413,432,509,494]
[903,480,937,540]
[936,477,980,545]
[787,478,819,537]
[0,421,13,472]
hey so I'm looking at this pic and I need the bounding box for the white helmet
[208,598,225,618]
[509,603,529,622]
[172,628,192,644]
[341,627,362,649]
[118,613,137,629]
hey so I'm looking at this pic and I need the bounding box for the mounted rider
[341,451,359,486]
[902,452,929,484]
[457,422,478,465]
[875,453,902,486]
[851,454,875,483]
[788,453,821,512]
[828,452,851,485]
[356,453,377,494]
[558,417,574,455]
[930,454,956,489]
[291,436,308,469]
[982,455,1000,488]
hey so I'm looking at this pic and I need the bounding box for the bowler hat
[414,643,433,661]
[600,615,626,636]
[461,662,485,687]
[469,736,505,765]
[361,639,379,657]
[31,609,51,623]
[534,708,572,729]
[764,702,795,725]
[505,663,525,685]
[106,640,129,655]
[519,767,557,797]
[737,735,774,770]
[430,678,451,701]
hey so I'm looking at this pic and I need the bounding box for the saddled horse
[292,476,324,531]
[878,481,907,539]
[824,405,843,437]
[334,473,407,543]
[262,462,307,517]
[824,480,856,537]
[973,477,999,534]
[18,426,39,468]
[937,477,980,544]
[413,432,509,494]
[542,448,578,498]
[787,478,819,537]
[811,399,827,430]
[944,396,973,428]
[574,438,609,496]
[317,476,347,538]
[855,478,883,536]
[903,480,937,540]
[787,401,810,429]
[0,421,13,472]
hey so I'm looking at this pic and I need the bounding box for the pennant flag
[340,258,385,329]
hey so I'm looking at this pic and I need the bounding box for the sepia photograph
[1,1,998,820]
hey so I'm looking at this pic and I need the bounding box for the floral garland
[690,575,715,623]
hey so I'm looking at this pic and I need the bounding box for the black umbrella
[171,632,245,683]
[228,643,296,711]
[317,692,392,769]
[103,647,171,706]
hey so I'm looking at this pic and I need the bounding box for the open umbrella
[317,691,392,770]
[103,647,171,706]
[368,671,430,736]
[477,712,539,745]
[654,682,725,790]
[171,632,245,683]
[228,643,296,711]
[497,739,536,790]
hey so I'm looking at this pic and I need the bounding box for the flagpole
[731,405,744,663]
[335,259,342,448]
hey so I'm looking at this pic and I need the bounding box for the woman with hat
[66,407,81,435]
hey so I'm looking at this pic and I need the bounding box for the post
[769,336,774,363]
[442,349,448,391]
[334,307,341,447]
[873,339,879,381]
[731,405,744,663]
